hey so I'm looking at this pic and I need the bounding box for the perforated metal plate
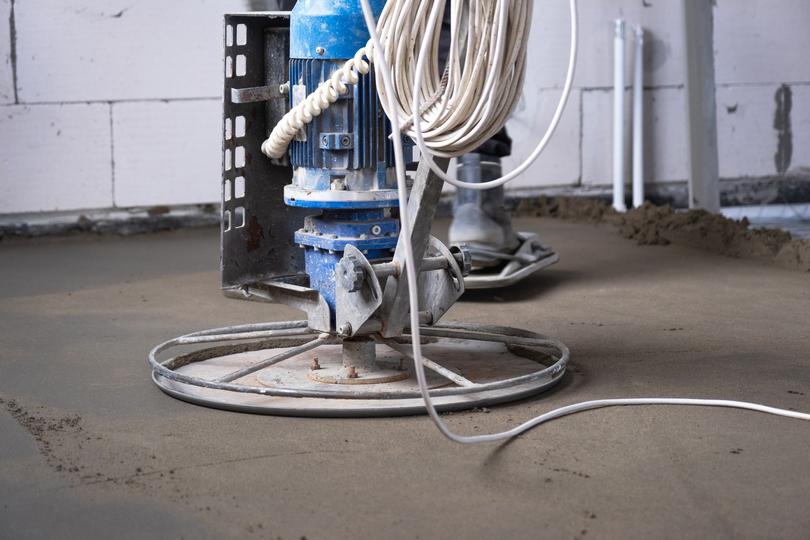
[222,13,310,289]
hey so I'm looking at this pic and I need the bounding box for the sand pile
[516,197,810,272]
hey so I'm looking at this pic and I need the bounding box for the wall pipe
[612,19,627,212]
[632,24,645,208]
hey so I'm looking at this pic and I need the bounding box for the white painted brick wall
[522,0,685,89]
[0,0,809,218]
[715,0,810,85]
[582,89,626,187]
[716,85,782,179]
[503,88,581,189]
[0,104,112,213]
[582,87,689,186]
[575,0,686,89]
[0,0,13,104]
[642,88,691,185]
[717,84,810,179]
[15,0,243,103]
[113,99,221,207]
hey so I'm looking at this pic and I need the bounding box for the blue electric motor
[286,0,412,323]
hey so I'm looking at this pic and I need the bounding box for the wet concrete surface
[1,218,809,539]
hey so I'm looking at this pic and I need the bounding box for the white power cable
[265,0,577,191]
[359,0,810,444]
[263,0,544,177]
[409,0,578,190]
[379,0,530,159]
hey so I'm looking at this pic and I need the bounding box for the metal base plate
[464,232,559,290]
[149,322,568,418]
[305,367,410,385]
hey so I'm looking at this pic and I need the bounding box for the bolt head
[371,225,382,235]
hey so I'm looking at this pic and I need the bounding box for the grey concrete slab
[1,218,809,539]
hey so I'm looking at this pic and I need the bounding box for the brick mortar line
[0,96,221,107]
[2,82,808,108]
[580,81,810,93]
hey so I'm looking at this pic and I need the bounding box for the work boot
[449,153,521,268]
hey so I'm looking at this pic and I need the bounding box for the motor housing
[285,0,412,323]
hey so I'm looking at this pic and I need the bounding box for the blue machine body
[286,57,400,208]
[295,209,399,313]
[290,0,384,60]
[286,0,411,325]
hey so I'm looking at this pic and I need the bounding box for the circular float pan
[149,321,568,418]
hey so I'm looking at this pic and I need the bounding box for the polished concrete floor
[1,217,809,539]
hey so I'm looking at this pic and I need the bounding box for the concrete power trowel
[148,2,569,417]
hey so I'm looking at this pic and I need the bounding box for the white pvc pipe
[613,19,627,212]
[632,24,645,208]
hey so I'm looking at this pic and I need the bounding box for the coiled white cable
[359,0,810,444]
[410,0,577,190]
[262,0,538,168]
[373,0,532,158]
